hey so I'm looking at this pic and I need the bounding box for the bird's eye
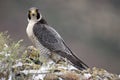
[28,10,31,13]
[37,12,40,19]
[28,12,31,20]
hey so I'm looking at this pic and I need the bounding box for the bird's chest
[26,21,35,39]
[26,21,39,44]
[26,21,50,55]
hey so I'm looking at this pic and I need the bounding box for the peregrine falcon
[26,7,89,70]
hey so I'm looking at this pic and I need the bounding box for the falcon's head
[28,7,42,22]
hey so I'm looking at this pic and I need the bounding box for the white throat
[26,14,42,39]
[26,20,36,40]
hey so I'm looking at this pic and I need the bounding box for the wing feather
[33,23,66,52]
[33,23,89,70]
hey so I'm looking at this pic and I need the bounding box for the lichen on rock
[0,32,120,80]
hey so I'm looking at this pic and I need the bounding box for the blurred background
[0,0,120,73]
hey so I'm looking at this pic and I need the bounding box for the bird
[26,7,89,70]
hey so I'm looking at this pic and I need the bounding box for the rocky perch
[0,32,120,80]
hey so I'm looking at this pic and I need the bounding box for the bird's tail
[57,51,89,70]
[67,51,89,70]
[58,41,89,70]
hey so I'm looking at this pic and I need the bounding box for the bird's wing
[33,24,67,52]
[33,23,89,70]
